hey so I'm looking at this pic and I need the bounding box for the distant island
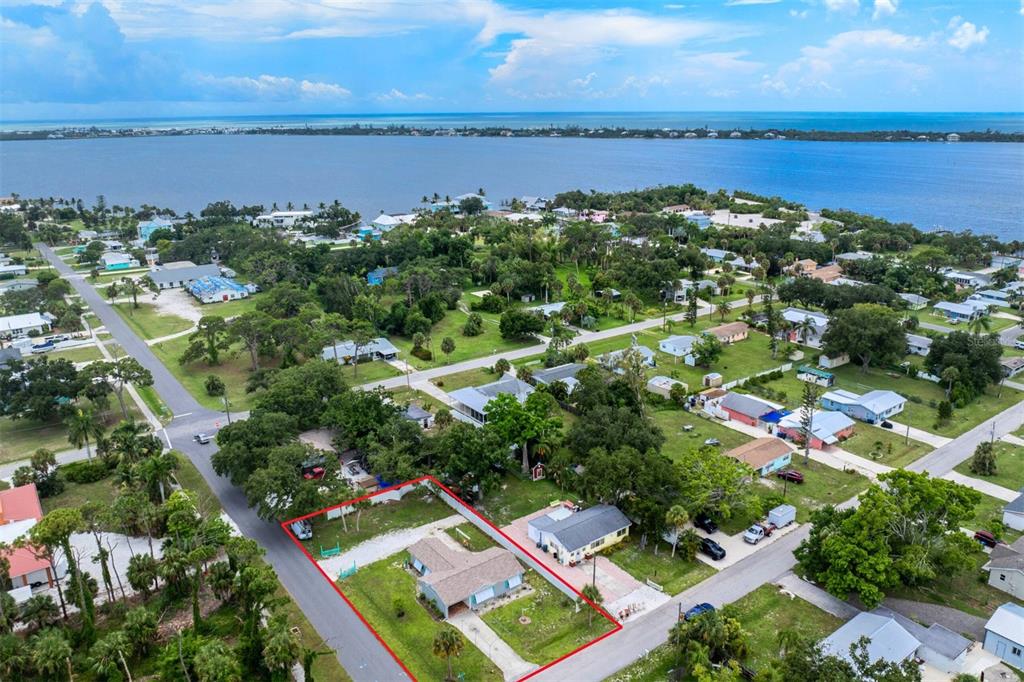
[3,124,1022,143]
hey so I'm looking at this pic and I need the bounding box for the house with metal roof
[531,363,586,394]
[599,344,656,373]
[0,312,53,339]
[821,612,920,668]
[781,307,829,347]
[971,289,1011,305]
[659,335,698,361]
[187,276,249,304]
[719,392,777,427]
[906,333,933,357]
[528,301,567,319]
[407,538,523,618]
[724,438,793,477]
[983,603,1024,669]
[321,337,399,365]
[899,293,929,310]
[101,252,139,271]
[700,247,732,263]
[820,388,906,424]
[148,262,222,290]
[1003,490,1024,532]
[983,537,1024,599]
[777,409,855,448]
[0,263,27,277]
[448,375,534,425]
[934,300,984,323]
[528,504,630,565]
[796,365,835,387]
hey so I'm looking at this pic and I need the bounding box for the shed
[983,603,1024,669]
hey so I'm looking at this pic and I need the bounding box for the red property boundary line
[281,474,622,681]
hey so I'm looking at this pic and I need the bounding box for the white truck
[743,505,797,545]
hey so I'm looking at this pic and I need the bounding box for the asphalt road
[39,245,409,682]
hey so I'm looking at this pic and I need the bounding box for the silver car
[289,519,313,540]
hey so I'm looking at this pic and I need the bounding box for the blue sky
[1,0,1022,120]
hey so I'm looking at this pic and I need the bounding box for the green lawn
[136,384,173,423]
[150,335,263,412]
[112,302,194,340]
[476,475,564,527]
[969,493,1021,540]
[172,451,223,514]
[304,489,456,553]
[388,386,449,414]
[42,472,121,516]
[481,571,614,665]
[445,523,494,552]
[727,585,843,674]
[605,536,716,595]
[838,426,933,469]
[392,309,537,370]
[198,293,263,319]
[890,551,1023,619]
[46,344,105,364]
[772,459,872,522]
[337,358,402,385]
[954,441,1024,493]
[339,556,502,681]
[431,366,499,392]
[651,408,752,462]
[0,406,140,465]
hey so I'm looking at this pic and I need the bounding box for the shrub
[462,313,484,337]
[411,347,433,361]
[62,459,111,484]
[471,294,506,314]
[204,375,225,397]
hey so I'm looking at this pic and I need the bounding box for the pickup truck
[743,523,776,545]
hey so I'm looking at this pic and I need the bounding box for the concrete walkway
[448,610,537,681]
[775,572,860,620]
[146,326,197,346]
[1002,434,1024,447]
[0,445,90,482]
[317,515,463,577]
[874,420,951,448]
[943,471,1020,502]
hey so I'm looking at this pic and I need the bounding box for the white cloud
[947,16,989,51]
[789,9,809,19]
[374,88,431,102]
[872,0,897,20]
[569,72,598,88]
[824,0,860,13]
[725,0,781,6]
[194,74,351,101]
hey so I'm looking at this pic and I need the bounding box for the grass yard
[0,406,140,465]
[476,475,564,527]
[336,357,402,385]
[954,441,1024,492]
[339,556,502,681]
[771,459,872,522]
[605,536,716,595]
[197,294,263,319]
[150,335,263,412]
[481,571,614,665]
[392,308,537,370]
[969,493,1022,540]
[388,386,449,414]
[727,585,843,673]
[46,344,105,364]
[652,408,752,461]
[431,366,499,392]
[42,473,121,515]
[137,384,173,423]
[607,643,678,682]
[445,523,494,552]
[112,302,194,340]
[890,551,1023,619]
[304,489,456,553]
[172,452,222,514]
[838,426,933,469]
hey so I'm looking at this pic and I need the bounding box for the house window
[590,540,602,549]
[1013,646,1022,657]
[616,528,627,537]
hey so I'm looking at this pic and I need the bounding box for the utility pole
[222,394,232,425]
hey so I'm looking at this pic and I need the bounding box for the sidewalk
[873,421,951,448]
[943,471,1019,502]
[775,572,859,620]
[1002,434,1024,447]
[0,446,90,482]
[448,610,537,681]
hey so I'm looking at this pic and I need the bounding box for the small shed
[702,372,723,388]
[797,365,835,387]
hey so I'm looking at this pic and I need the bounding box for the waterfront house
[899,293,929,310]
[983,603,1024,669]
[407,538,523,619]
[101,252,139,271]
[148,261,221,290]
[519,196,548,211]
[0,484,64,594]
[253,210,314,228]
[187,276,249,304]
[371,214,403,231]
[366,266,398,286]
[1004,491,1024,532]
[777,410,855,448]
[599,344,656,373]
[528,504,630,565]
[531,363,586,394]
[138,217,172,242]
[934,301,983,324]
[820,389,906,424]
[719,392,777,427]
[724,438,793,477]
[321,337,399,365]
[705,321,750,344]
[0,312,53,339]
[982,537,1024,599]
[906,333,933,357]
[659,335,698,361]
[646,375,687,399]
[448,375,534,425]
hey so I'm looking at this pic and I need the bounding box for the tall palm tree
[967,315,991,336]
[432,627,464,681]
[109,419,150,467]
[665,506,689,557]
[716,300,730,322]
[65,406,104,460]
[581,583,604,627]
[135,452,178,503]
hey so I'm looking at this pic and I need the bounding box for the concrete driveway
[448,610,536,681]
[693,521,802,570]
[318,514,462,578]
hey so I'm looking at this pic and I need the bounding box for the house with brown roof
[724,437,793,477]
[807,264,844,283]
[786,259,818,276]
[705,321,750,344]
[407,538,523,618]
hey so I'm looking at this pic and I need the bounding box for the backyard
[890,551,1024,618]
[769,459,872,522]
[391,308,538,370]
[338,556,502,681]
[477,475,564,527]
[481,570,615,665]
[605,536,716,596]
[838,426,933,469]
[431,366,501,392]
[953,441,1024,492]
[651,408,752,460]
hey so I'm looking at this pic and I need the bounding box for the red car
[974,530,1002,548]
[776,469,805,484]
[302,466,326,481]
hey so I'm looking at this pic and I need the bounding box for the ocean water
[3,111,1023,133]
[1,135,1021,240]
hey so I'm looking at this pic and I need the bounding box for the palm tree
[968,315,991,336]
[120,277,142,311]
[745,288,755,310]
[32,628,73,680]
[581,583,604,627]
[777,628,803,657]
[941,366,960,400]
[134,452,178,503]
[432,627,464,681]
[665,505,689,558]
[715,300,730,322]
[109,419,151,467]
[65,406,104,460]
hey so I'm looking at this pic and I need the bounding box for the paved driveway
[448,610,536,681]
[319,514,462,578]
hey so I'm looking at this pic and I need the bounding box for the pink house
[720,392,775,427]
[0,484,55,588]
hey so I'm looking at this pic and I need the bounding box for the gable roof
[984,538,1024,573]
[0,312,50,333]
[321,337,399,360]
[1005,490,1024,514]
[985,603,1024,644]
[822,389,905,414]
[899,293,929,306]
[779,409,855,444]
[408,538,522,607]
[721,392,775,419]
[821,612,920,666]
[871,607,970,662]
[532,363,586,385]
[448,375,534,414]
[934,301,977,316]
[725,438,792,469]
[532,504,630,553]
[705,321,749,340]
[905,333,932,348]
[781,307,829,328]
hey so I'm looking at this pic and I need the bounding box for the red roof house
[0,484,55,588]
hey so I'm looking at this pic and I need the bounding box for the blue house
[983,603,1024,669]
[933,301,983,323]
[407,538,523,618]
[138,217,172,242]
[366,266,398,286]
[820,389,906,424]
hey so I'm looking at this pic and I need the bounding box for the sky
[1,0,1022,121]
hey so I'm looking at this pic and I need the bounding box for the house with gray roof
[934,300,984,323]
[147,261,221,290]
[820,388,906,424]
[407,538,523,618]
[321,337,399,365]
[984,603,1024,669]
[1003,490,1024,532]
[0,346,22,369]
[402,404,434,429]
[528,504,630,565]
[906,333,933,357]
[599,344,655,373]
[821,612,920,668]
[899,292,929,310]
[448,374,534,425]
[983,536,1024,599]
[528,301,567,319]
[531,363,586,394]
[871,607,971,674]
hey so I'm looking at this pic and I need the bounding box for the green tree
[716,299,730,321]
[123,605,159,656]
[666,505,690,558]
[581,582,604,627]
[88,629,132,681]
[205,374,226,397]
[194,639,242,682]
[19,594,59,631]
[440,336,456,364]
[65,404,104,460]
[229,310,275,371]
[180,316,230,366]
[432,626,465,681]
[691,335,723,368]
[968,441,998,476]
[498,308,545,339]
[821,303,906,373]
[32,628,73,680]
[485,391,562,474]
[120,276,143,309]
[262,613,301,679]
[462,312,484,336]
[798,380,821,465]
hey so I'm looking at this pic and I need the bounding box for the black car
[694,513,718,534]
[699,537,727,561]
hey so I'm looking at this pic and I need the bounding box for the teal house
[407,537,523,618]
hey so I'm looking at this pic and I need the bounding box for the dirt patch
[156,592,224,638]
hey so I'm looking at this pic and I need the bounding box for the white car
[290,519,313,540]
[1015,339,1024,350]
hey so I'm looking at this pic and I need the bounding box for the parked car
[880,421,894,429]
[699,537,726,561]
[303,466,326,481]
[776,469,804,484]
[974,530,1002,548]
[193,433,211,444]
[30,340,54,354]
[693,513,718,534]
[683,603,715,621]
[743,523,775,545]
[1015,339,1024,350]
[289,519,313,540]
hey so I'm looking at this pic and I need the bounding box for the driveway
[318,515,463,578]
[693,520,803,570]
[448,610,537,682]
[872,420,951,448]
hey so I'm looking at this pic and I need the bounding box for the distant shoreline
[2,125,1022,143]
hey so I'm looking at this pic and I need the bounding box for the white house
[899,293,929,310]
[821,612,920,668]
[934,301,984,323]
[253,210,314,228]
[529,301,566,319]
[983,537,1024,599]
[371,214,403,231]
[1003,491,1024,532]
[983,603,1024,669]
[0,312,53,339]
[646,375,687,399]
[321,337,400,365]
[659,335,698,361]
[448,375,534,425]
[527,504,630,565]
[148,261,222,290]
[970,289,1011,306]
[0,263,27,277]
[187,276,250,304]
[906,333,933,357]
[782,307,830,347]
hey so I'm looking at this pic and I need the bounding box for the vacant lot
[838,426,933,469]
[770,459,872,522]
[339,556,502,681]
[651,408,752,461]
[392,309,537,370]
[477,475,564,527]
[954,441,1024,492]
[605,536,716,596]
[150,335,266,412]
[431,366,500,392]
[113,302,194,340]
[0,405,143,465]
